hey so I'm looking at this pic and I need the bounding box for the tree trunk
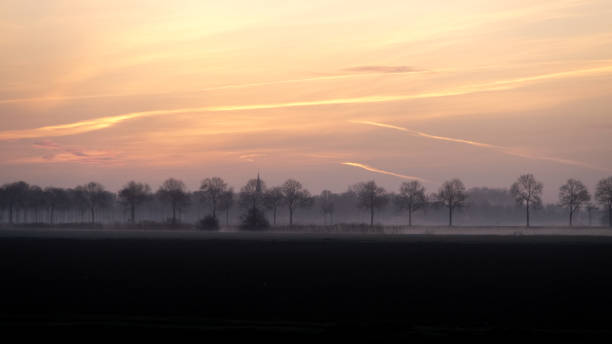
[226,208,229,226]
[172,204,177,225]
[370,206,374,227]
[91,207,95,224]
[448,205,453,227]
[569,209,573,227]
[130,204,135,224]
[408,206,413,227]
[526,201,530,228]
[289,207,294,226]
[609,204,612,228]
[273,207,277,225]
[9,204,13,224]
[50,205,55,225]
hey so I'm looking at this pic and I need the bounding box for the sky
[1,0,611,201]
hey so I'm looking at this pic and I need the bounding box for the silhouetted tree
[157,178,189,225]
[26,185,45,223]
[69,187,89,222]
[264,187,283,225]
[352,180,388,226]
[76,182,109,224]
[239,175,268,229]
[44,187,68,225]
[435,179,467,227]
[558,179,590,226]
[217,188,234,226]
[585,202,598,227]
[320,190,335,225]
[395,180,427,226]
[239,207,269,230]
[200,177,229,219]
[281,179,312,226]
[510,174,543,227]
[239,175,266,210]
[118,181,152,224]
[2,181,29,224]
[595,176,612,227]
[198,215,220,230]
[0,186,6,223]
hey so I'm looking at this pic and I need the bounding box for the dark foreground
[2,230,612,340]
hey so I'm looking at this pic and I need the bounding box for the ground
[1,228,612,339]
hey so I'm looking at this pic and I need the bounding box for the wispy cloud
[341,162,432,182]
[0,112,152,140]
[0,70,421,105]
[239,153,266,162]
[2,64,611,141]
[342,65,421,74]
[350,120,610,172]
[5,140,120,165]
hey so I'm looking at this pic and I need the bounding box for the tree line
[0,174,611,228]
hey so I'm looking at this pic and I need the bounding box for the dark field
[1,229,612,339]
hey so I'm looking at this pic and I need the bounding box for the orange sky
[1,0,611,201]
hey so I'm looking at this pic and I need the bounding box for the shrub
[198,215,219,230]
[240,207,269,230]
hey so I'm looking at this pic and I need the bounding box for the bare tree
[26,185,45,223]
[157,178,189,225]
[2,181,29,224]
[200,177,229,219]
[395,180,427,226]
[264,187,283,225]
[76,182,109,224]
[238,175,269,229]
[239,175,266,210]
[320,190,335,225]
[281,179,312,226]
[69,187,89,223]
[510,174,543,227]
[118,181,152,224]
[351,180,388,226]
[435,179,467,227]
[44,187,69,225]
[217,188,234,226]
[0,186,6,223]
[595,176,612,227]
[558,178,590,226]
[585,202,598,227]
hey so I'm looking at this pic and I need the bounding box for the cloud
[349,120,500,149]
[0,69,423,105]
[32,140,62,150]
[4,140,121,165]
[350,120,611,172]
[2,64,611,141]
[341,162,432,183]
[0,74,365,105]
[343,65,421,73]
[239,153,267,162]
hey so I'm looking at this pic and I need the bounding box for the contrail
[0,72,421,105]
[350,120,610,172]
[2,65,611,140]
[0,109,195,140]
[349,120,501,149]
[0,97,418,140]
[341,162,432,182]
[2,64,609,106]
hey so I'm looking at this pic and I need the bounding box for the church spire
[256,171,262,193]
